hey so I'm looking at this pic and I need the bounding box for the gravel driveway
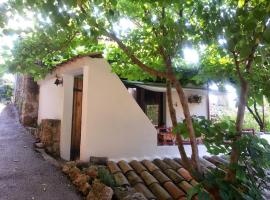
[0,104,81,200]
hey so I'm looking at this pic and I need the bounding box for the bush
[175,116,270,199]
[97,167,117,188]
[0,79,13,103]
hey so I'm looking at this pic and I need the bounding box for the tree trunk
[227,80,249,181]
[166,81,193,171]
[246,103,264,132]
[173,80,201,173]
[163,55,201,173]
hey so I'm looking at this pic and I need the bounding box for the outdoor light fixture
[54,75,63,86]
[188,94,202,103]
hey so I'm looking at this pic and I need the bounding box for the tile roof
[107,158,209,200]
[53,52,103,69]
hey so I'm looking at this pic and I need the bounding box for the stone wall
[40,119,61,157]
[14,74,39,127]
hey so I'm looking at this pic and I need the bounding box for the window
[146,104,159,126]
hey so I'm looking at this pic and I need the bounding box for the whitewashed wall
[80,59,180,161]
[38,78,63,123]
[165,89,208,127]
[38,57,208,161]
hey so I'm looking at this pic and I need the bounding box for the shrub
[97,167,117,188]
[176,116,270,199]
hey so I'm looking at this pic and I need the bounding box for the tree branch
[106,32,168,79]
[232,51,245,84]
[253,101,263,125]
[246,104,262,126]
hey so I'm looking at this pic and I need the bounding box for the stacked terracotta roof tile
[107,158,206,200]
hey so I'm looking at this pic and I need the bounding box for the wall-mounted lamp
[54,75,63,86]
[188,94,202,103]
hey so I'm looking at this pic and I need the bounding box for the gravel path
[0,104,81,200]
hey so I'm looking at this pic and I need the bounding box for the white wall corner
[60,74,74,160]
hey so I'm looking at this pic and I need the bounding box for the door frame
[70,76,83,160]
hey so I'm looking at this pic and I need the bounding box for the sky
[2,73,15,83]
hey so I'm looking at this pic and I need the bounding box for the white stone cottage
[37,54,225,162]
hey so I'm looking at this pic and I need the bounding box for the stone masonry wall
[40,119,61,157]
[14,74,39,127]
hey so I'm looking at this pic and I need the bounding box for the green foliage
[202,134,270,200]
[187,116,270,199]
[187,183,212,200]
[0,77,13,103]
[174,116,235,154]
[0,0,205,82]
[97,167,117,188]
[176,115,270,199]
[4,25,104,80]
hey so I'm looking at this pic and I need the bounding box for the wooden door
[70,77,83,160]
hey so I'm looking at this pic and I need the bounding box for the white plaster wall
[38,57,209,162]
[165,89,208,127]
[60,75,74,160]
[80,58,188,161]
[38,78,63,123]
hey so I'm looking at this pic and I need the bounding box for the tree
[194,0,270,182]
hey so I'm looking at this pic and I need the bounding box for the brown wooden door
[70,77,83,160]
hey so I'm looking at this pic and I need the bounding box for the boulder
[68,167,81,181]
[86,180,113,200]
[84,165,98,178]
[79,182,90,195]
[62,161,77,174]
[73,174,90,187]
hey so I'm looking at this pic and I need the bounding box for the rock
[15,75,39,127]
[84,165,98,178]
[114,187,147,200]
[78,182,90,195]
[89,156,108,165]
[68,167,81,181]
[62,165,71,174]
[86,180,113,200]
[66,161,77,167]
[73,174,90,187]
[39,119,61,157]
[75,160,89,169]
[34,142,44,148]
[62,161,77,174]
